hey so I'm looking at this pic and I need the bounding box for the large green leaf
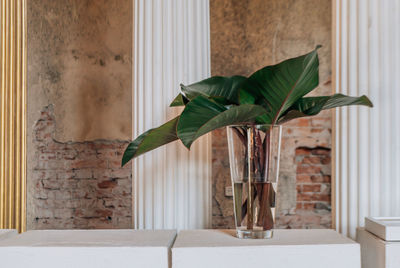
[278,93,373,123]
[121,47,374,165]
[239,46,321,124]
[177,95,267,148]
[169,93,189,107]
[121,117,179,166]
[321,94,373,109]
[180,75,247,104]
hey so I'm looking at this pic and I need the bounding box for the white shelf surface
[0,229,17,241]
[172,229,360,268]
[0,229,177,268]
[365,217,400,241]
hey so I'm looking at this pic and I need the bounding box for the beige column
[0,0,27,232]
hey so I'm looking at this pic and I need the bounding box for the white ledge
[0,229,362,268]
[172,229,360,268]
[0,229,176,268]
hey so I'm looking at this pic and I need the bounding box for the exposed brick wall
[212,123,332,230]
[30,105,132,229]
[296,147,331,211]
[275,146,332,229]
[212,128,234,229]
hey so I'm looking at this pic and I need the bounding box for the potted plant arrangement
[122,46,372,239]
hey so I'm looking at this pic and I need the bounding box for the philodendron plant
[121,46,373,166]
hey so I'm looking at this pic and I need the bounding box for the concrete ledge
[0,229,361,268]
[172,229,360,268]
[0,229,176,268]
[0,229,18,241]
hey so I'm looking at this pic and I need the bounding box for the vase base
[236,229,273,239]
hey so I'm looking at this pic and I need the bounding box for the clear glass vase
[227,124,282,239]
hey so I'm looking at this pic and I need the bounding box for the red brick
[297,193,312,201]
[108,160,123,168]
[42,179,61,190]
[303,203,316,210]
[310,128,324,133]
[296,118,310,127]
[109,168,131,178]
[310,117,331,128]
[61,150,77,160]
[96,209,113,217]
[311,175,331,183]
[310,194,331,202]
[295,148,311,156]
[39,152,56,160]
[302,184,321,193]
[321,156,331,164]
[98,179,117,189]
[301,156,322,164]
[69,159,107,169]
[296,165,321,174]
[97,149,120,158]
[311,148,330,155]
[296,174,312,183]
[95,143,119,150]
[296,185,302,193]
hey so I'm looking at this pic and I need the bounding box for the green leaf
[120,46,374,165]
[121,117,179,166]
[181,75,247,104]
[278,93,373,123]
[177,95,267,148]
[169,93,189,107]
[239,46,321,124]
[321,94,373,109]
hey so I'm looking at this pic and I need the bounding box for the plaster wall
[27,0,132,142]
[27,0,132,229]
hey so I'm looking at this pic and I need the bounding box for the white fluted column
[132,0,211,230]
[334,0,400,238]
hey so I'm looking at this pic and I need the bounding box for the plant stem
[246,126,255,230]
[255,129,265,177]
[233,182,243,226]
[232,125,277,231]
[232,127,247,147]
[256,182,274,229]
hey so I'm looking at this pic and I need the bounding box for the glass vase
[227,124,282,239]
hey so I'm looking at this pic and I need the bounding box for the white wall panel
[133,0,211,229]
[335,0,400,239]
